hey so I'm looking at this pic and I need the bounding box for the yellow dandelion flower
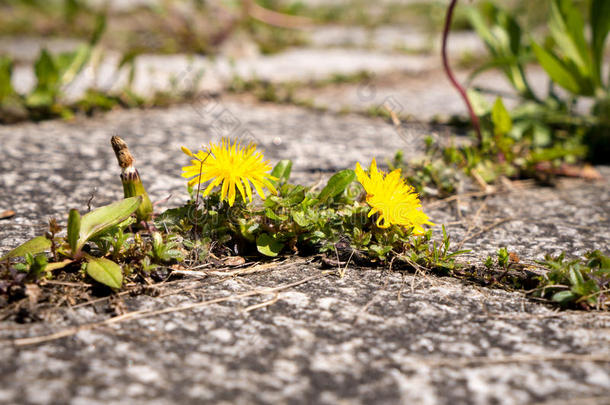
[181,139,277,206]
[355,158,434,234]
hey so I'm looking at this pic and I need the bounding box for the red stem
[442,0,482,144]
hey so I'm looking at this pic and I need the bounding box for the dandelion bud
[110,136,153,223]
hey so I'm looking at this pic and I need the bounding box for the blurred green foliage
[467,0,610,163]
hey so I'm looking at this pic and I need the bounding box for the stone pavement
[0,100,609,404]
[1,261,609,405]
[1,4,610,401]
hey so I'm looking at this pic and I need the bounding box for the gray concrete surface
[1,261,609,405]
[1,100,609,404]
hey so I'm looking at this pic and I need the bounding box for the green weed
[466,0,610,163]
[534,250,610,310]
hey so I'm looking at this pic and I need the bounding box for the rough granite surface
[1,101,609,404]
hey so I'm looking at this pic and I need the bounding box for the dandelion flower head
[181,139,277,206]
[355,158,434,234]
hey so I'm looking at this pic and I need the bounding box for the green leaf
[58,44,91,86]
[312,231,326,239]
[465,4,531,95]
[466,7,499,56]
[318,169,356,203]
[591,0,610,85]
[33,49,59,92]
[46,259,74,271]
[0,236,51,261]
[23,254,49,278]
[84,255,123,289]
[571,279,597,297]
[284,185,306,206]
[26,49,60,108]
[549,0,589,76]
[25,89,54,108]
[531,41,582,94]
[0,56,15,102]
[90,13,107,46]
[491,97,512,136]
[447,249,471,259]
[270,160,292,187]
[149,232,184,263]
[502,8,523,57]
[292,210,310,227]
[256,233,284,257]
[154,206,190,230]
[67,208,81,253]
[568,266,585,288]
[586,250,610,270]
[78,196,142,250]
[370,244,392,258]
[466,89,491,116]
[265,208,288,221]
[551,290,576,304]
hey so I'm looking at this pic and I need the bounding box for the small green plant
[389,141,463,198]
[437,0,597,193]
[93,226,133,261]
[1,197,143,288]
[484,248,501,271]
[12,253,49,281]
[400,225,469,275]
[0,13,106,123]
[533,250,609,310]
[391,92,592,194]
[483,247,609,310]
[466,96,587,182]
[467,0,609,102]
[483,247,517,284]
[149,232,185,263]
[465,0,610,163]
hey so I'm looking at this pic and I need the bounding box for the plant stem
[193,148,212,242]
[442,0,482,144]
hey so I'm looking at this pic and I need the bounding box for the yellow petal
[355,162,366,183]
[203,180,217,196]
[251,180,266,200]
[235,178,247,203]
[220,179,229,204]
[370,158,378,176]
[227,178,236,206]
